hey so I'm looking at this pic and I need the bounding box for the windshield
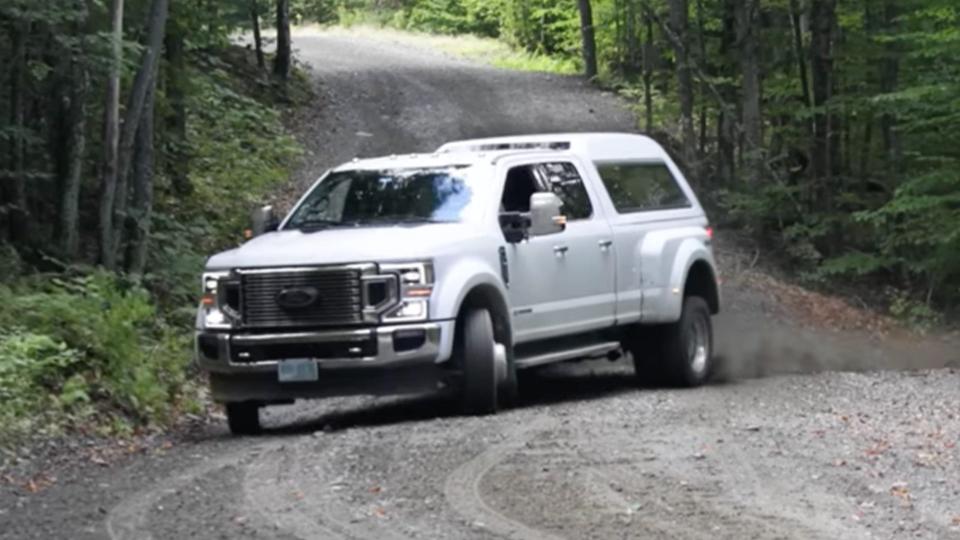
[284,167,479,231]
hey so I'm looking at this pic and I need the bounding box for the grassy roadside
[0,48,311,454]
[294,24,579,74]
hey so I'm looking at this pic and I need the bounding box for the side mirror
[528,192,566,237]
[250,205,280,238]
[499,212,531,244]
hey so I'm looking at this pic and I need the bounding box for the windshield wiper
[362,216,450,226]
[291,217,451,231]
[289,218,353,231]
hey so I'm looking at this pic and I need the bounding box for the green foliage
[0,330,85,438]
[176,62,302,248]
[0,272,198,442]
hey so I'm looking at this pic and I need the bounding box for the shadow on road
[259,361,640,436]
[246,341,958,437]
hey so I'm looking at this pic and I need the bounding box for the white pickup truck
[195,133,720,434]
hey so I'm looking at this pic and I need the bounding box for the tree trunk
[668,0,696,166]
[643,15,654,133]
[60,60,88,258]
[810,0,837,200]
[7,19,31,244]
[577,0,598,79]
[695,0,708,155]
[165,12,190,195]
[716,0,737,184]
[879,1,901,184]
[126,85,155,276]
[251,0,265,69]
[113,0,169,263]
[274,0,291,80]
[789,0,812,109]
[98,0,124,268]
[735,0,763,183]
[624,0,639,73]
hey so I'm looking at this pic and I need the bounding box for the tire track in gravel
[443,415,562,540]
[242,436,413,540]
[104,440,285,540]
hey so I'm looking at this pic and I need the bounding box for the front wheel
[632,296,714,387]
[457,308,501,415]
[225,402,261,435]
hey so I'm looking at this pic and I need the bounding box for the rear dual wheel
[631,296,714,387]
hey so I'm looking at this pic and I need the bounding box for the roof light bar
[443,141,571,153]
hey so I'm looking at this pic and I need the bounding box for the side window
[534,162,593,220]
[595,162,691,213]
[500,162,593,221]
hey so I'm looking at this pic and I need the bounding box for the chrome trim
[196,322,445,374]
[234,263,377,275]
[232,329,375,346]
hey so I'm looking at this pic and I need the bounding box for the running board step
[515,341,622,370]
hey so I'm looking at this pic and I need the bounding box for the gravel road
[2,28,959,540]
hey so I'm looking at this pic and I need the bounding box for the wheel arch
[684,259,720,314]
[455,283,513,350]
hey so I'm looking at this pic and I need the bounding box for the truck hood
[206,223,480,269]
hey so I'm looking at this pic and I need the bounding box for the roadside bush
[0,330,85,439]
[0,272,198,442]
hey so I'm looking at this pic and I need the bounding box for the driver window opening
[501,166,540,213]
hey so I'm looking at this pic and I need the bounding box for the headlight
[381,262,433,323]
[200,271,233,329]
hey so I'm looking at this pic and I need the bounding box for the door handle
[553,245,569,256]
[598,239,613,249]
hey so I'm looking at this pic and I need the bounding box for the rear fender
[639,229,715,323]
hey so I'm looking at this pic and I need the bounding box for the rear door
[500,158,617,343]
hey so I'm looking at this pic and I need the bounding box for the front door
[500,160,617,343]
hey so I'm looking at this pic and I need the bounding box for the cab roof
[334,132,669,172]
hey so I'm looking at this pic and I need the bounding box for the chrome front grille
[239,267,365,328]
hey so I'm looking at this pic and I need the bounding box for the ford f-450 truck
[195,133,720,434]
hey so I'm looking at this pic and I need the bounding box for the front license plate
[278,358,319,383]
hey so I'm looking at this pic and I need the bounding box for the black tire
[632,296,713,387]
[457,308,499,415]
[226,402,261,435]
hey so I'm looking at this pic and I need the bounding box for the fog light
[393,329,426,352]
[205,310,226,327]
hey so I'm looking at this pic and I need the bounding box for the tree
[642,13,654,133]
[667,0,696,166]
[577,0,598,79]
[810,0,837,200]
[274,0,292,80]
[98,0,124,268]
[112,0,170,264]
[165,8,190,195]
[7,16,30,244]
[251,0,266,70]
[59,39,89,258]
[126,85,156,276]
[735,0,763,183]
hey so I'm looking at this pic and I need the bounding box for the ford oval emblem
[276,286,320,310]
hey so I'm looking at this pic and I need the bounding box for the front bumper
[195,321,454,374]
[195,321,456,403]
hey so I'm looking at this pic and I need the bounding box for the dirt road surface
[2,29,959,540]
